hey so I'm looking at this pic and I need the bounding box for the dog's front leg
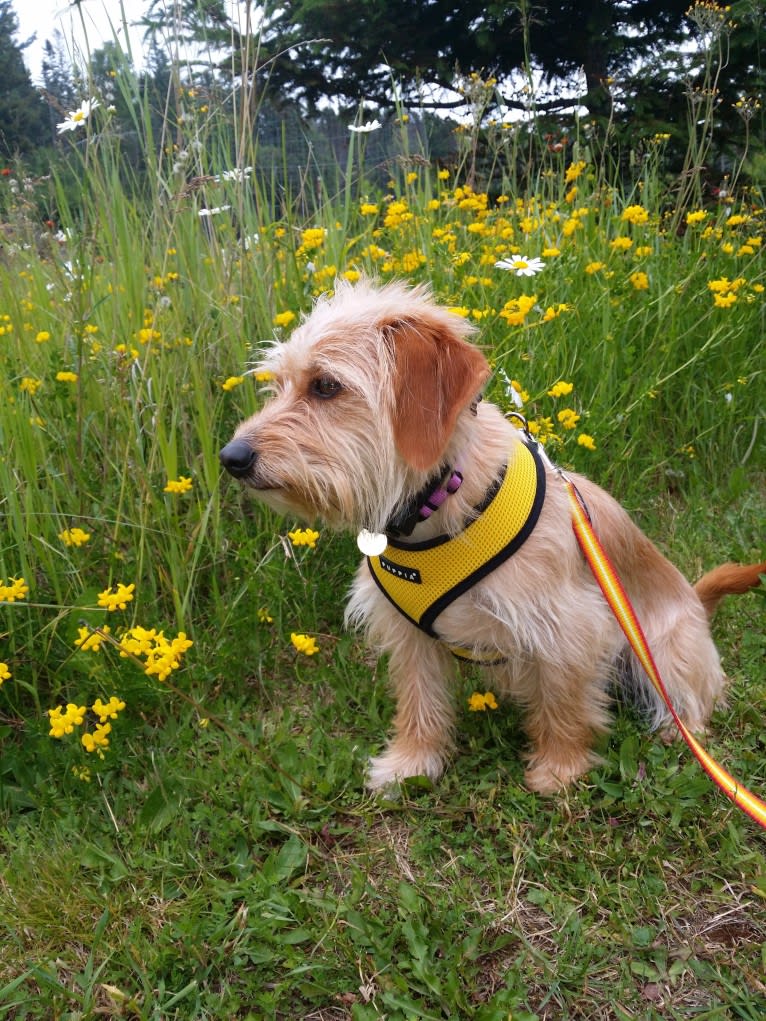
[367,624,456,792]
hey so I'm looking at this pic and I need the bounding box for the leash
[564,470,766,829]
[507,415,766,829]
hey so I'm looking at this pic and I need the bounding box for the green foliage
[0,31,764,1021]
[0,1,52,159]
[251,0,693,116]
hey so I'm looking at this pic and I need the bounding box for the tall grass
[0,18,764,1019]
[1,26,764,772]
[0,17,763,754]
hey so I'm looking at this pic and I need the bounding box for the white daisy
[56,98,100,134]
[494,255,546,277]
[349,119,382,134]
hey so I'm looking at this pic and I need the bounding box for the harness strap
[563,473,766,830]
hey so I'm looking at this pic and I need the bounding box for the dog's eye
[310,376,343,400]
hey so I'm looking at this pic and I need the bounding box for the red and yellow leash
[561,473,766,829]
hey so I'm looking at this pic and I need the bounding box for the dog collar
[384,465,464,538]
[367,439,546,662]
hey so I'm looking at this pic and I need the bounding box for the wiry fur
[221,278,764,794]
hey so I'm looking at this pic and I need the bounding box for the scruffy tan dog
[220,279,764,794]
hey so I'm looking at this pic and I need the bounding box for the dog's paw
[366,746,446,792]
[524,754,595,795]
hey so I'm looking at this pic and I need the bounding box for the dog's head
[220,279,490,530]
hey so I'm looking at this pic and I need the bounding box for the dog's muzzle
[220,439,257,479]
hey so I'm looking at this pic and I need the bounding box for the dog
[220,278,764,794]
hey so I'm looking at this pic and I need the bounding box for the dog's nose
[220,439,257,478]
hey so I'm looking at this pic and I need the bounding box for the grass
[0,36,765,1021]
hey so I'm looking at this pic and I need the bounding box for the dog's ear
[388,317,490,471]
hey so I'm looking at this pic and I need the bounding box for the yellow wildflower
[48,703,87,738]
[547,381,574,398]
[97,582,136,612]
[273,310,296,328]
[291,633,319,656]
[164,476,193,494]
[19,377,41,396]
[82,723,112,754]
[298,227,326,252]
[557,408,580,430]
[384,201,412,229]
[630,271,649,290]
[35,331,51,343]
[621,205,649,226]
[686,210,707,225]
[707,277,733,293]
[75,625,111,652]
[120,628,193,681]
[222,376,244,391]
[564,160,587,183]
[468,691,499,712]
[401,250,426,272]
[288,528,320,549]
[362,244,389,261]
[92,696,126,722]
[115,343,139,362]
[542,304,570,322]
[0,662,10,685]
[59,527,91,547]
[585,261,606,274]
[0,577,29,603]
[577,433,597,451]
[527,417,555,443]
[56,371,78,383]
[499,294,537,325]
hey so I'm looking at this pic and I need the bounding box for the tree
[41,33,77,112]
[143,0,232,71]
[0,0,51,157]
[41,31,77,138]
[238,0,694,120]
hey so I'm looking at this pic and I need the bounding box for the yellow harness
[367,439,546,661]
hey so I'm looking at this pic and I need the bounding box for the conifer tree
[0,0,51,157]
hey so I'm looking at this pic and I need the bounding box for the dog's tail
[694,561,766,619]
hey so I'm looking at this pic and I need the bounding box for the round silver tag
[356,529,388,556]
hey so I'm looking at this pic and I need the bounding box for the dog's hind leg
[623,598,726,735]
[515,660,613,794]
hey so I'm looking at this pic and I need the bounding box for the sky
[12,0,151,83]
